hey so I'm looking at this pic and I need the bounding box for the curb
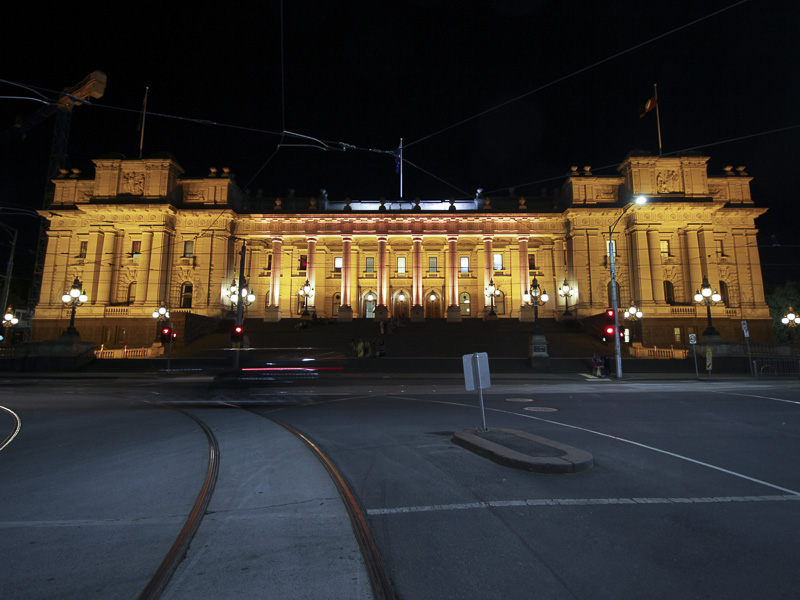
[452,428,594,474]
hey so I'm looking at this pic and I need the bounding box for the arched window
[663,281,675,305]
[363,291,376,318]
[719,280,730,305]
[459,292,471,316]
[332,293,341,316]
[180,283,193,308]
[127,282,136,305]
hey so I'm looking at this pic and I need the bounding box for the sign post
[463,352,491,431]
[706,347,713,378]
[742,320,753,376]
[689,333,698,378]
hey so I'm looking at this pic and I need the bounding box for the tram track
[0,405,22,452]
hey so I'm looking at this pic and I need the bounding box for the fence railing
[94,345,164,359]
[628,345,689,359]
[752,358,800,377]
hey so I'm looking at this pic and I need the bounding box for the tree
[766,280,800,343]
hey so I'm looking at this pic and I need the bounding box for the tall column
[684,229,702,299]
[338,235,353,321]
[85,229,105,304]
[699,228,720,286]
[377,235,388,308]
[633,229,653,304]
[96,230,117,305]
[553,238,565,311]
[306,235,317,311]
[647,230,665,303]
[135,231,154,305]
[412,235,423,307]
[146,230,170,305]
[745,231,766,305]
[446,235,461,322]
[482,234,493,313]
[108,231,123,305]
[264,235,284,322]
[517,235,530,302]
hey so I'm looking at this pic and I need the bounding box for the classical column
[446,234,461,322]
[85,229,105,304]
[146,230,170,305]
[135,231,154,305]
[517,235,530,301]
[377,235,388,308]
[265,235,283,321]
[684,229,702,299]
[40,231,64,307]
[647,230,665,303]
[306,235,317,311]
[482,234,493,315]
[632,229,653,304]
[96,230,117,305]
[338,235,353,321]
[699,228,720,286]
[411,234,424,321]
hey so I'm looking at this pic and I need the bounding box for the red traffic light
[605,308,615,318]
[234,326,243,334]
[161,327,170,335]
[605,325,615,335]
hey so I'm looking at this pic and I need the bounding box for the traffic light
[603,309,616,341]
[160,326,172,344]
[231,325,244,346]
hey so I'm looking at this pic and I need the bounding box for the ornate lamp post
[298,279,312,319]
[151,303,173,370]
[61,277,88,338]
[623,302,643,343]
[523,277,549,334]
[558,278,574,316]
[694,276,722,337]
[485,278,500,318]
[781,307,800,343]
[608,195,648,379]
[2,307,19,345]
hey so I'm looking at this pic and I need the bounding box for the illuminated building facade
[30,152,772,348]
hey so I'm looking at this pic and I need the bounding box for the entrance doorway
[425,292,441,318]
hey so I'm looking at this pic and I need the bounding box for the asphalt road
[1,374,799,599]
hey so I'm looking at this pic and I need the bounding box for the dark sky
[1,0,798,295]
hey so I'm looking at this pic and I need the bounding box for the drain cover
[506,398,534,403]
[524,406,558,412]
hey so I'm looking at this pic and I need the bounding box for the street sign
[706,348,713,372]
[463,352,491,430]
[689,333,697,345]
[741,320,749,338]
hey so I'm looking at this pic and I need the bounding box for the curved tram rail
[136,402,393,600]
[0,405,22,452]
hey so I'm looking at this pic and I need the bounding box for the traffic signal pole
[233,240,246,370]
[609,241,622,379]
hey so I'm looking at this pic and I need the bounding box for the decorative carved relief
[656,170,680,194]
[122,172,145,195]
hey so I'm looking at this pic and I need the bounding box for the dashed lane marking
[367,494,800,515]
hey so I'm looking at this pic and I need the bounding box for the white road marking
[0,405,21,452]
[711,391,800,406]
[367,494,800,515]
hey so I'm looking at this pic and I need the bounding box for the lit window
[673,327,681,342]
[429,257,437,273]
[334,257,342,273]
[660,240,670,257]
[493,253,503,271]
[183,240,194,258]
[365,257,375,273]
[397,256,406,274]
[460,256,469,273]
[78,241,88,258]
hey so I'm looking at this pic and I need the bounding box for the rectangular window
[660,240,670,257]
[334,257,342,273]
[528,254,537,271]
[365,257,375,273]
[493,253,503,271]
[397,256,406,274]
[460,256,469,273]
[78,241,88,258]
[183,240,194,258]
[267,254,273,271]
[673,327,682,342]
[429,257,437,273]
[131,240,141,256]
[299,255,307,271]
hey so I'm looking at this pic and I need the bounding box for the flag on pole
[639,95,657,118]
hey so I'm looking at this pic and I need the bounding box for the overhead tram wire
[403,0,751,151]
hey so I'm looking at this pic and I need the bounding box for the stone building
[30,151,771,348]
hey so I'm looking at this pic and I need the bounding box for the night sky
[1,0,798,302]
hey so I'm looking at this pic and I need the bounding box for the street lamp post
[694,276,722,337]
[60,277,87,339]
[623,302,643,343]
[523,277,549,334]
[608,195,647,379]
[485,278,500,318]
[151,303,172,371]
[558,278,574,317]
[2,307,19,345]
[298,279,312,319]
[781,306,800,343]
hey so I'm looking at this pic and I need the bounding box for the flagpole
[139,86,149,159]
[399,137,404,199]
[653,83,663,156]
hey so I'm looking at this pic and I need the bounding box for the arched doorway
[363,291,376,319]
[332,292,341,316]
[393,290,410,319]
[459,291,471,316]
[425,291,441,318]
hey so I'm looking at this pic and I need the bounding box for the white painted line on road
[367,494,800,515]
[0,405,21,452]
[711,391,800,406]
[403,397,800,497]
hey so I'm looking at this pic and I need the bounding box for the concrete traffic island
[452,428,593,473]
